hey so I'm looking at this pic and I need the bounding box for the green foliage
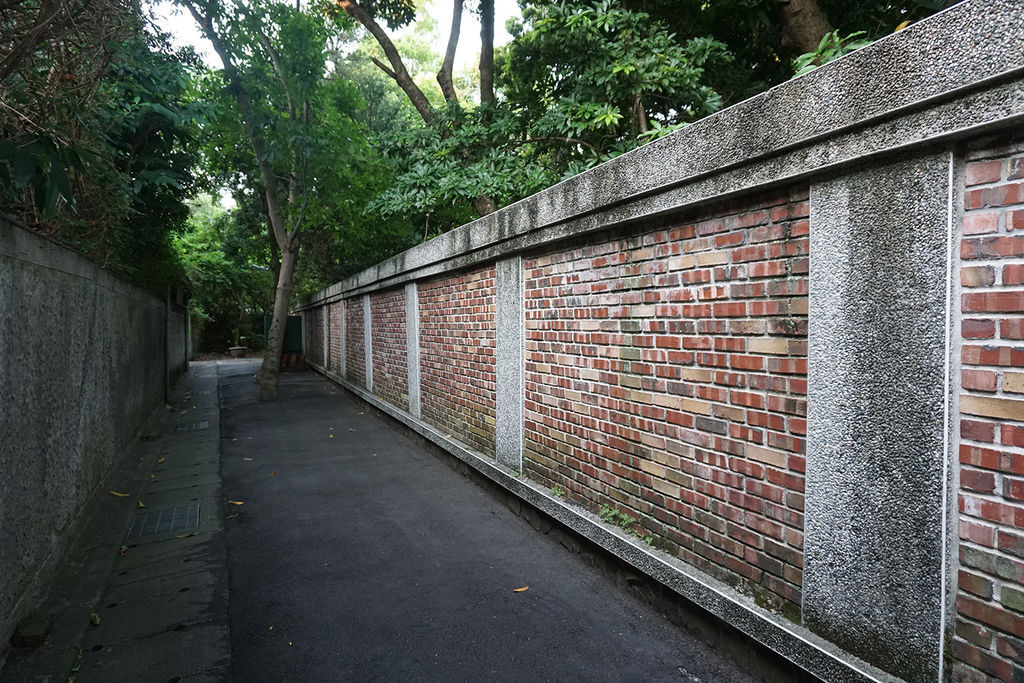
[503,2,729,135]
[0,4,207,294]
[174,195,272,350]
[792,30,872,77]
[598,504,653,544]
[368,1,729,231]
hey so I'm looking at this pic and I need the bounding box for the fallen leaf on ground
[329,435,334,438]
[119,545,127,556]
[156,457,165,464]
[243,457,253,461]
[348,428,355,432]
[88,613,100,626]
[226,513,239,520]
[176,533,195,539]
[270,472,276,476]
[228,500,245,506]
[513,586,529,592]
[109,490,129,498]
[137,500,146,509]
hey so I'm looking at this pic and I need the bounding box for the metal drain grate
[128,503,201,538]
[176,421,209,432]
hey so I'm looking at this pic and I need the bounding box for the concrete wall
[297,2,1024,680]
[0,216,188,652]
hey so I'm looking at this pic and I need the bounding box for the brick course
[345,297,366,388]
[523,187,809,610]
[371,289,408,411]
[956,139,1024,683]
[419,266,497,457]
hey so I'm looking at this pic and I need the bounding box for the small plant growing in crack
[599,504,654,545]
[551,485,567,498]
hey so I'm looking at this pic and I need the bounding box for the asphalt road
[218,361,757,682]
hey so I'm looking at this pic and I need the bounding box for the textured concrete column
[363,293,373,393]
[405,282,421,418]
[338,300,346,378]
[805,152,953,682]
[495,256,524,470]
[321,305,328,370]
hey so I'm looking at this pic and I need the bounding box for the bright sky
[149,0,521,70]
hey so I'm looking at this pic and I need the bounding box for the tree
[333,0,500,217]
[179,0,336,400]
[579,0,948,104]
[366,0,730,234]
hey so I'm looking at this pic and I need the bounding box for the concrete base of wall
[306,362,902,683]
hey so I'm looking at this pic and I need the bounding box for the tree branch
[370,56,396,80]
[513,136,600,155]
[0,0,63,81]
[336,0,434,124]
[436,0,462,105]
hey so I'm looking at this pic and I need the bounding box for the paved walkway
[3,361,757,682]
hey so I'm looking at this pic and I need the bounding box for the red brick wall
[328,301,343,374]
[955,141,1024,682]
[523,187,809,611]
[345,297,366,388]
[419,266,497,457]
[371,289,408,411]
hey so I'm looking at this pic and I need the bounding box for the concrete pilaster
[363,294,372,393]
[338,300,346,378]
[321,306,328,370]
[405,283,421,419]
[804,152,954,682]
[495,256,524,470]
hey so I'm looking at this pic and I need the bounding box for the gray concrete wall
[296,3,1024,681]
[0,216,188,652]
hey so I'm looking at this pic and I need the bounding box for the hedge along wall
[297,3,1024,681]
[0,216,189,656]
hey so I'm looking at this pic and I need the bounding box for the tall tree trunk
[775,0,834,55]
[260,244,297,400]
[632,93,647,136]
[479,0,494,104]
[183,0,300,400]
[473,194,496,216]
[267,220,281,291]
[437,0,462,104]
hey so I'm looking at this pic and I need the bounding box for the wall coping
[297,0,1024,308]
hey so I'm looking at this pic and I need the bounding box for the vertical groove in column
[495,256,524,470]
[405,282,421,419]
[363,293,373,394]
